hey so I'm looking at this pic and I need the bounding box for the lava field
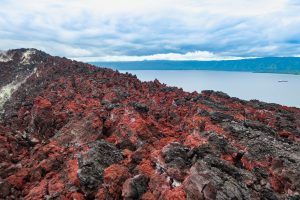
[0,49,300,200]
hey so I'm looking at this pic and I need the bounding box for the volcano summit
[0,49,300,200]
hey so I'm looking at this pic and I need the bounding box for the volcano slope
[0,49,300,200]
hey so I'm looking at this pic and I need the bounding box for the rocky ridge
[0,49,300,200]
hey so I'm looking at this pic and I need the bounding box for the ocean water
[120,70,300,108]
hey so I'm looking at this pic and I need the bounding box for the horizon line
[74,56,300,63]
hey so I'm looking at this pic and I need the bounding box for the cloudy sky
[0,0,300,61]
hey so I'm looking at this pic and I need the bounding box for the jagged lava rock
[0,48,300,199]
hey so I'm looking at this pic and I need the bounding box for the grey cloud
[0,0,300,59]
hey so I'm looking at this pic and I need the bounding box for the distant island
[91,57,300,74]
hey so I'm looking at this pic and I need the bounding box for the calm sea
[120,70,300,108]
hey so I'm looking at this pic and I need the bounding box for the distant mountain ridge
[91,57,300,74]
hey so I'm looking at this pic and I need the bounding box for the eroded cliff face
[0,49,299,200]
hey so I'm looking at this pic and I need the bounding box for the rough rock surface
[0,48,300,200]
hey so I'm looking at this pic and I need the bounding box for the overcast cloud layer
[1,0,300,61]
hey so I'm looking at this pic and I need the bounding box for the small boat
[278,80,288,83]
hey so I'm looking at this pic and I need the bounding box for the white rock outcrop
[0,51,13,62]
[0,68,37,114]
[21,49,36,64]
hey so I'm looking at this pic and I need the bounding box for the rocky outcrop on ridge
[0,49,300,200]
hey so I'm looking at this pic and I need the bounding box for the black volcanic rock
[78,140,123,194]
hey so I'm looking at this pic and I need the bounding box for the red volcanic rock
[34,97,52,109]
[48,174,65,197]
[68,192,85,200]
[141,192,156,200]
[67,159,80,187]
[101,164,130,198]
[0,49,300,199]
[163,187,186,200]
[25,179,48,200]
[104,164,129,184]
[7,168,29,189]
